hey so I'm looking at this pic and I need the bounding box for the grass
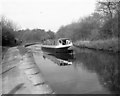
[74,38,120,52]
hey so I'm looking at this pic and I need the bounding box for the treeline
[17,29,55,44]
[56,0,120,42]
[1,0,119,47]
[1,17,20,47]
[1,16,55,47]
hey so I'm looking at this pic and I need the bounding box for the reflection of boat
[41,38,73,53]
[57,59,72,66]
[43,52,75,66]
[50,53,74,61]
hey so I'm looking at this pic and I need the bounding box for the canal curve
[33,46,120,94]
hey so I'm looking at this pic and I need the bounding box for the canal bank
[1,46,55,94]
[73,38,120,53]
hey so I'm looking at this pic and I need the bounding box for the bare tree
[1,16,20,31]
[96,0,119,19]
[1,16,20,46]
[96,0,119,37]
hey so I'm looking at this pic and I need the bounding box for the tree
[96,0,119,37]
[47,30,55,39]
[19,28,50,43]
[56,13,102,41]
[1,16,19,46]
[96,0,118,19]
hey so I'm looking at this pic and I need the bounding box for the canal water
[33,47,120,94]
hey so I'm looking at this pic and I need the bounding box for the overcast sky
[2,0,97,32]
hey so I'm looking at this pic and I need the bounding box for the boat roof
[58,38,70,40]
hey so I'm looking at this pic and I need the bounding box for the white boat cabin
[57,38,73,47]
[42,38,73,49]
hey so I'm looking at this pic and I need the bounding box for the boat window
[58,39,71,45]
[68,40,71,44]
[62,40,66,45]
[59,40,61,43]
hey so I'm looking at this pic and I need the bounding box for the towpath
[1,45,55,95]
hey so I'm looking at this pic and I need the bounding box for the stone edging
[19,52,55,94]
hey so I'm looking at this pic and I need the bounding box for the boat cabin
[57,38,72,46]
[41,38,73,53]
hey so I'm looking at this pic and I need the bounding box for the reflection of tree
[74,51,120,94]
[73,52,102,73]
[98,58,120,94]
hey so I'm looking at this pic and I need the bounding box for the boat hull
[41,46,73,53]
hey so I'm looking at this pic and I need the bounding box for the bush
[1,16,21,47]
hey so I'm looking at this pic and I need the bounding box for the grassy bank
[73,38,120,52]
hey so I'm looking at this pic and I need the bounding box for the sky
[1,0,97,32]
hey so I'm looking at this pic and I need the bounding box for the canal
[33,47,120,94]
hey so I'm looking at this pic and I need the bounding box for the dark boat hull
[41,46,73,53]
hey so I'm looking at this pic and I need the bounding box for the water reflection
[73,49,120,94]
[36,48,120,94]
[43,52,75,66]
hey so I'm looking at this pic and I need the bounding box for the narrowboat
[41,38,73,53]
